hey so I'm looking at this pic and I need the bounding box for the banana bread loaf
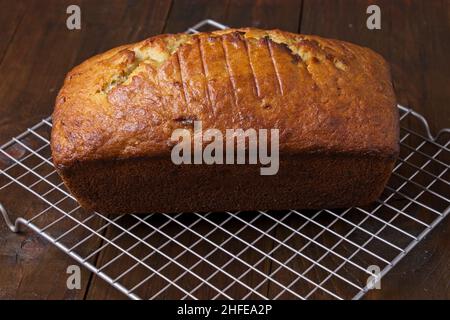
[51,28,399,214]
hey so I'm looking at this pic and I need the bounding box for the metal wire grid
[0,20,449,300]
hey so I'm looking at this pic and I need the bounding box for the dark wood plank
[0,0,100,300]
[299,0,450,299]
[225,0,303,31]
[0,0,28,64]
[0,0,172,299]
[164,0,303,32]
[163,0,228,33]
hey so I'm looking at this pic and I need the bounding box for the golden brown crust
[51,28,399,168]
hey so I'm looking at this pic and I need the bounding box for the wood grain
[0,0,28,64]
[0,0,97,299]
[0,0,448,300]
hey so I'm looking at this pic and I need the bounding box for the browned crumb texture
[51,28,399,214]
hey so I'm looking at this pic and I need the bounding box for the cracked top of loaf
[51,28,399,168]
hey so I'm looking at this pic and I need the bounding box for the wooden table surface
[0,0,448,299]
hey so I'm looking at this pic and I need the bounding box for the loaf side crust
[58,154,395,214]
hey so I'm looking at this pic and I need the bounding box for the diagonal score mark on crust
[198,37,214,117]
[221,35,238,109]
[243,37,261,98]
[267,38,284,96]
[175,51,189,106]
[100,29,348,95]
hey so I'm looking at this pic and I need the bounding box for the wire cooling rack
[1,20,449,300]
